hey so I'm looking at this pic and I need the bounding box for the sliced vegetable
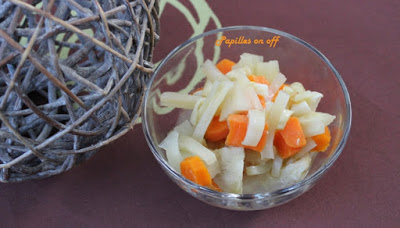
[253,83,269,99]
[288,138,317,163]
[190,98,205,125]
[180,156,212,186]
[247,85,264,111]
[279,153,311,184]
[274,131,301,159]
[159,130,182,172]
[246,161,272,176]
[300,119,326,137]
[264,100,273,119]
[312,126,331,152]
[248,75,270,85]
[259,153,312,192]
[159,55,337,194]
[201,59,228,82]
[207,158,221,178]
[179,135,217,166]
[233,53,263,73]
[292,91,314,102]
[290,82,305,93]
[204,116,229,142]
[299,112,336,126]
[160,92,202,109]
[225,114,248,147]
[244,149,263,166]
[291,100,312,117]
[271,83,289,102]
[214,147,245,194]
[192,81,233,141]
[307,92,323,111]
[242,109,265,147]
[219,83,261,121]
[278,117,306,148]
[216,58,236,74]
[282,85,295,97]
[258,95,266,108]
[271,147,283,177]
[269,73,287,95]
[255,60,280,82]
[225,114,268,152]
[226,67,251,84]
[202,79,214,97]
[292,91,323,111]
[263,91,290,159]
[245,126,268,152]
[276,109,294,130]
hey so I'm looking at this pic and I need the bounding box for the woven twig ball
[0,0,160,182]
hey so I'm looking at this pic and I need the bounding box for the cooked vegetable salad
[159,53,335,194]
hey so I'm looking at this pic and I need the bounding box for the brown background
[1,0,399,226]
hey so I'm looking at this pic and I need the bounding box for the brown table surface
[1,0,399,226]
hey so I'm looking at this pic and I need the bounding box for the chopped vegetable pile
[159,53,336,194]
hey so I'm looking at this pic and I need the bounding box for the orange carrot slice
[278,117,306,148]
[216,59,236,74]
[272,84,289,102]
[248,75,270,85]
[225,114,268,152]
[205,116,229,142]
[225,114,248,147]
[312,126,331,152]
[180,156,212,186]
[274,131,301,159]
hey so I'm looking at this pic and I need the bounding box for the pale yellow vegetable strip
[213,147,245,194]
[242,109,265,147]
[253,83,269,98]
[233,53,263,73]
[159,130,181,172]
[247,85,263,110]
[290,82,305,93]
[269,73,287,94]
[202,59,228,82]
[262,91,290,160]
[192,81,233,141]
[226,67,251,83]
[160,92,201,109]
[255,60,280,82]
[198,81,220,118]
[189,98,205,126]
[276,109,294,130]
[287,139,317,165]
[301,119,326,137]
[291,100,312,117]
[179,135,217,165]
[271,149,283,177]
[202,79,214,97]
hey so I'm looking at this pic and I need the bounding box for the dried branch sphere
[0,0,160,182]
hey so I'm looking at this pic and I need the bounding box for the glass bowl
[142,26,352,210]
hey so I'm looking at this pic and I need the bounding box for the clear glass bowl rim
[142,26,352,200]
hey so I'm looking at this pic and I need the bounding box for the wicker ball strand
[0,0,160,182]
